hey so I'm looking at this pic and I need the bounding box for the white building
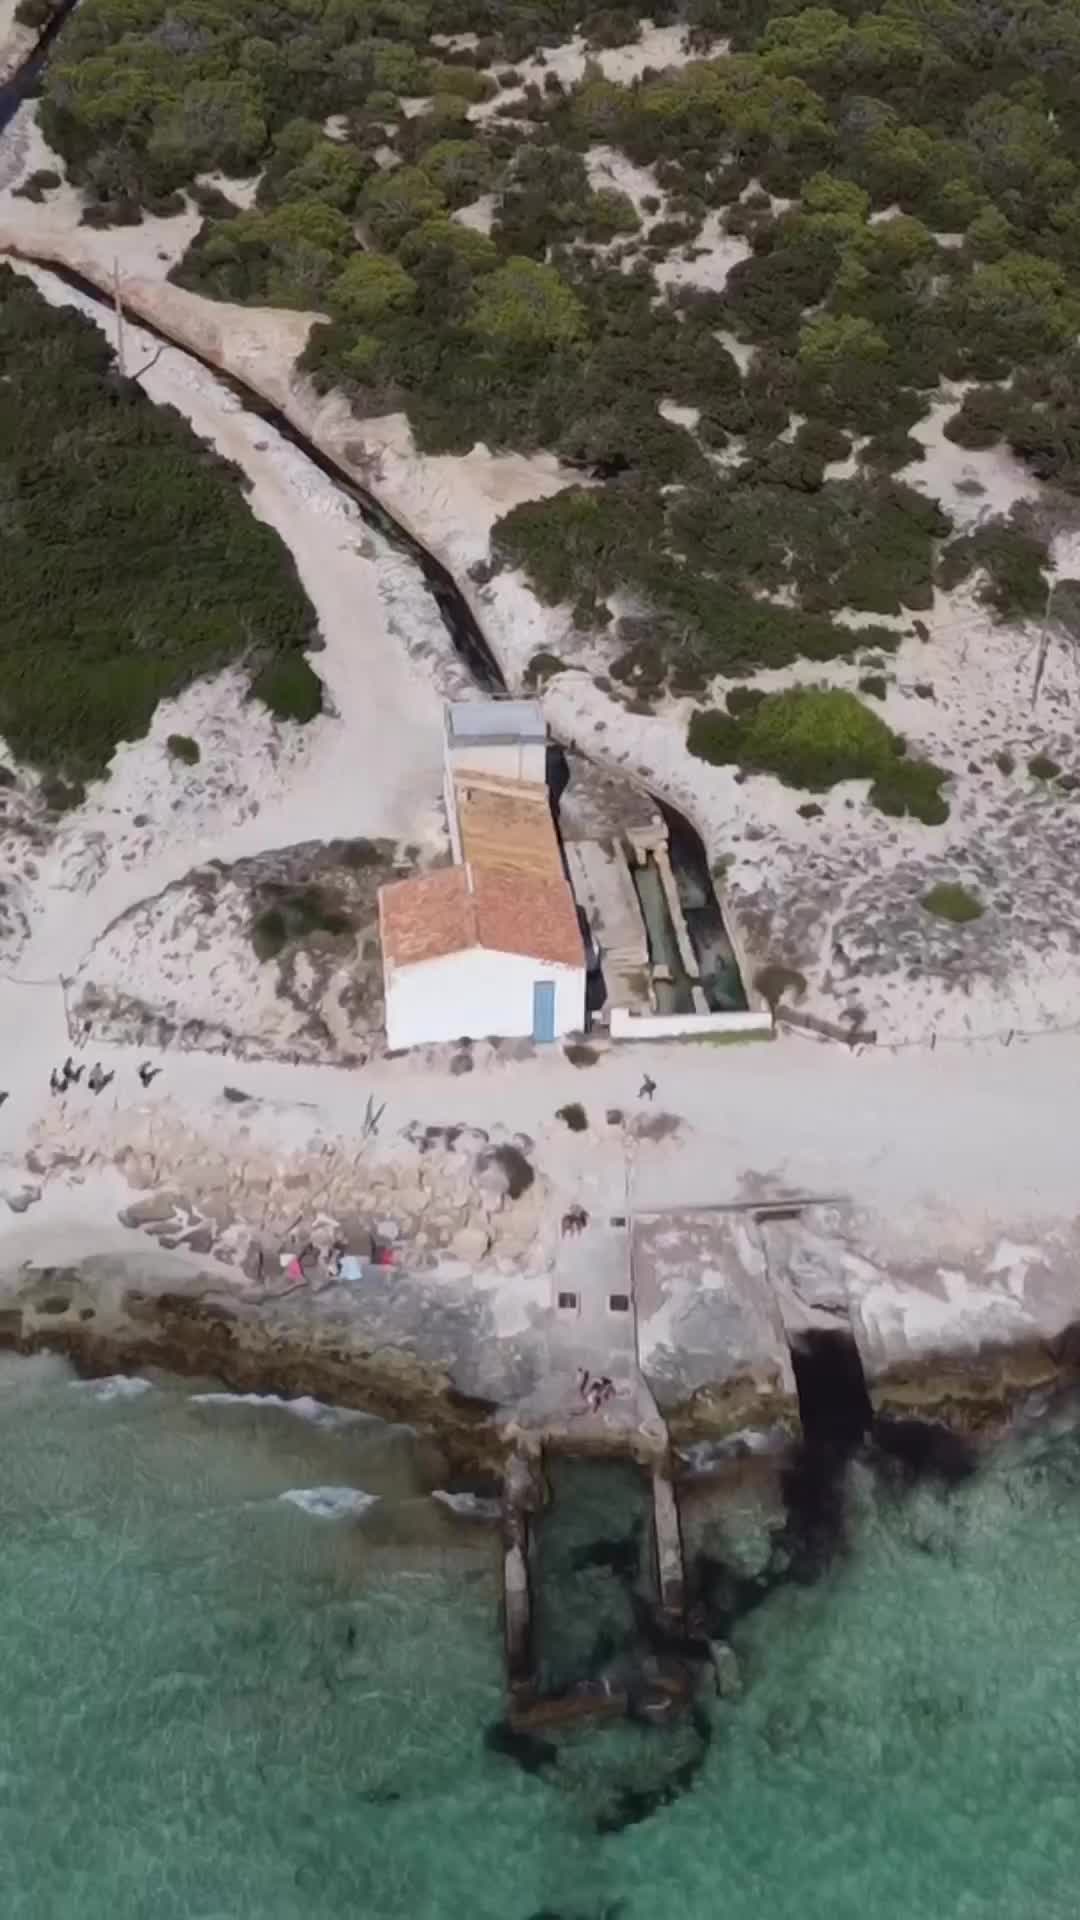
[379,863,585,1050]
[378,699,586,1050]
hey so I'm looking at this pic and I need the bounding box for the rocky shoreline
[1,1254,507,1476]
[6,1226,1079,1490]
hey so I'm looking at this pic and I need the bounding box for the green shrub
[172,201,353,307]
[524,650,567,686]
[943,386,1011,449]
[921,882,984,923]
[795,419,851,464]
[250,655,324,724]
[1028,752,1062,780]
[753,963,807,1011]
[689,687,949,822]
[726,685,767,717]
[166,733,200,766]
[251,885,350,961]
[938,516,1049,619]
[736,687,896,788]
[556,1102,589,1132]
[869,756,950,825]
[858,672,887,699]
[1049,578,1080,638]
[687,708,742,765]
[12,167,62,203]
[40,775,85,813]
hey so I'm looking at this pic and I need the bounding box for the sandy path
[2,1008,1077,1257]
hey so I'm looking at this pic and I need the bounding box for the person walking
[639,1073,657,1101]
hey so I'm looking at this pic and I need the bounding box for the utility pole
[113,256,125,378]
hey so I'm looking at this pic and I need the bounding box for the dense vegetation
[687,686,951,823]
[36,0,1077,710]
[0,268,319,787]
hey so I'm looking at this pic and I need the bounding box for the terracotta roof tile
[379,864,583,973]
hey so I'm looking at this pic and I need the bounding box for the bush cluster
[687,687,949,824]
[251,884,351,962]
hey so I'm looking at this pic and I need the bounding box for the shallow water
[3,1356,1080,1919]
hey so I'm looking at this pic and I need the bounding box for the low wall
[610,1009,773,1042]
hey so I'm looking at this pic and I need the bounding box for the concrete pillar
[503,1539,532,1685]
[652,1470,685,1622]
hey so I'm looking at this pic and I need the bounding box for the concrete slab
[633,1210,797,1438]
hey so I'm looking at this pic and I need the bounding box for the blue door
[532,980,556,1044]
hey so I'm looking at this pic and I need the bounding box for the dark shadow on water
[525,1907,626,1920]
[870,1416,977,1485]
[485,1721,559,1776]
[593,1707,712,1835]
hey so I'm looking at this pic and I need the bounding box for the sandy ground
[652,209,751,294]
[5,1005,1080,1279]
[467,21,701,124]
[0,0,34,83]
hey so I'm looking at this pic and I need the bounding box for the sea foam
[279,1486,381,1520]
[190,1391,380,1430]
[71,1375,154,1403]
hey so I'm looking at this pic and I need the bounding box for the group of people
[576,1368,616,1414]
[48,1057,162,1096]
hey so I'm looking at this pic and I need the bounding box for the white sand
[469,21,699,124]
[900,388,1035,526]
[452,191,495,234]
[585,146,669,231]
[193,170,261,212]
[10,1001,1080,1259]
[0,0,34,84]
[652,209,750,294]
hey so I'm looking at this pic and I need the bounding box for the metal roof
[446,700,546,746]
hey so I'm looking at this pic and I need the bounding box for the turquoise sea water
[3,1353,1080,1920]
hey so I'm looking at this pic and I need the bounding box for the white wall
[443,762,463,865]
[386,946,585,1050]
[609,1009,773,1042]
